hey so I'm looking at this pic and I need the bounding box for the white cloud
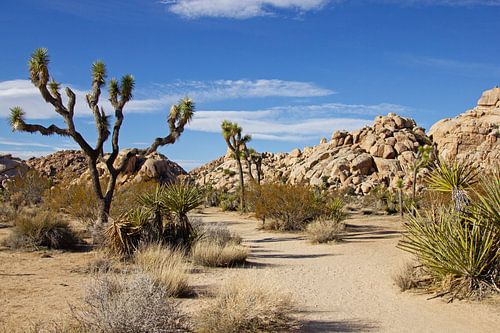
[0,150,56,160]
[0,79,333,120]
[162,0,330,19]
[188,102,411,141]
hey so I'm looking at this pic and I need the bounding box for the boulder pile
[27,150,88,182]
[0,154,29,188]
[429,87,500,170]
[191,113,432,195]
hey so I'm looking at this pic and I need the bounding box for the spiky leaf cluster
[28,48,49,86]
[92,61,107,86]
[9,107,25,131]
[108,75,135,105]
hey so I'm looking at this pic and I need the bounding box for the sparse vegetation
[134,244,191,297]
[191,240,248,267]
[3,210,81,250]
[71,273,191,333]
[4,170,49,210]
[195,277,299,333]
[306,218,345,244]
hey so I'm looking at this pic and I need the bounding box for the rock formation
[0,154,29,188]
[429,87,500,170]
[191,113,432,195]
[27,150,88,182]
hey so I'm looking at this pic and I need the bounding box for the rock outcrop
[27,150,88,182]
[429,87,500,170]
[191,113,432,195]
[0,154,29,188]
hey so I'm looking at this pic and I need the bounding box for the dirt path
[193,208,500,333]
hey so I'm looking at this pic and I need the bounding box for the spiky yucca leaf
[9,107,25,131]
[221,120,241,140]
[178,97,194,124]
[120,74,134,102]
[427,159,478,193]
[108,78,119,101]
[29,48,49,85]
[160,183,202,216]
[91,60,107,85]
[468,172,500,230]
[398,209,499,298]
[48,79,61,95]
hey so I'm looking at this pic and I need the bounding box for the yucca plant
[159,182,203,247]
[467,171,500,230]
[398,208,499,299]
[104,207,149,257]
[427,159,479,212]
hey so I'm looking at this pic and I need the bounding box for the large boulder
[429,87,500,170]
[0,154,29,188]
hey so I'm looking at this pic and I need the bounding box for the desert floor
[1,208,499,332]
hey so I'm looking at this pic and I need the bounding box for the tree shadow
[252,236,305,243]
[251,253,333,259]
[300,319,379,332]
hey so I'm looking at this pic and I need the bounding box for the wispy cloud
[189,102,411,141]
[401,55,500,77]
[0,79,333,119]
[162,0,330,19]
[0,150,56,160]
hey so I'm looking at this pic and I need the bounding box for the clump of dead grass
[134,244,192,297]
[195,276,299,333]
[306,218,345,244]
[191,240,248,267]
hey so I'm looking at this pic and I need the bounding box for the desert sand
[1,209,499,332]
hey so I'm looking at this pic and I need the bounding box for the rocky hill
[429,87,500,170]
[0,154,29,188]
[191,113,432,195]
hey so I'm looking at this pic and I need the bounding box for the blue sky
[1,0,499,170]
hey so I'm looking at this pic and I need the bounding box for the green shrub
[3,210,81,250]
[398,208,499,299]
[250,183,324,231]
[219,192,239,212]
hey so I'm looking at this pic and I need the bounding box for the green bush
[219,192,239,212]
[3,210,81,250]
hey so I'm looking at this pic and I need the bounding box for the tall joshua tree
[221,120,251,211]
[8,48,194,230]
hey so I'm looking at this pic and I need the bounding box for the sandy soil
[1,209,499,332]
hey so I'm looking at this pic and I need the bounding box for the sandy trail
[193,208,500,333]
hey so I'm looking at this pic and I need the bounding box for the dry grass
[197,222,242,246]
[195,276,299,333]
[3,210,81,250]
[134,244,192,297]
[393,263,430,292]
[191,240,248,267]
[306,218,345,244]
[71,273,191,333]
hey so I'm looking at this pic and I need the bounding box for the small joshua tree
[411,145,433,203]
[221,121,251,211]
[8,48,194,233]
[243,145,263,184]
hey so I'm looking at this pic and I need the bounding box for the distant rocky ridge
[191,113,432,195]
[190,87,500,194]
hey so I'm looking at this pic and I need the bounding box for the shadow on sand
[300,318,379,332]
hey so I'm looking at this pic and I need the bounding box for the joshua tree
[244,146,263,184]
[221,120,251,211]
[8,48,194,232]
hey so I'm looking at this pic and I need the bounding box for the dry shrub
[306,218,345,244]
[45,182,98,227]
[195,277,299,333]
[191,241,248,267]
[134,244,191,297]
[5,170,49,209]
[111,180,158,217]
[249,183,324,231]
[393,263,430,292]
[72,273,191,333]
[0,200,16,224]
[197,223,242,246]
[3,210,81,250]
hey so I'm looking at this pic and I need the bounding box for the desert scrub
[4,170,49,209]
[195,277,299,333]
[3,210,81,250]
[393,262,430,292]
[250,183,324,231]
[197,222,242,246]
[306,218,345,244]
[398,208,499,300]
[72,273,191,333]
[191,240,248,267]
[134,244,191,297]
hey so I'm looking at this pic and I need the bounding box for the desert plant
[219,192,239,212]
[411,145,433,203]
[195,277,298,333]
[398,209,499,299]
[427,159,478,212]
[191,240,248,267]
[323,197,347,222]
[104,208,148,257]
[197,223,242,246]
[306,218,345,244]
[467,172,500,230]
[5,170,49,209]
[393,263,430,292]
[134,244,191,297]
[3,210,81,250]
[9,48,195,231]
[221,121,252,211]
[251,183,324,231]
[72,273,191,332]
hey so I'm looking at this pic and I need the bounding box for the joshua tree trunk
[398,187,403,217]
[236,157,245,211]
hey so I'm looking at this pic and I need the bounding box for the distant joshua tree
[8,48,194,232]
[221,120,251,211]
[243,146,263,184]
